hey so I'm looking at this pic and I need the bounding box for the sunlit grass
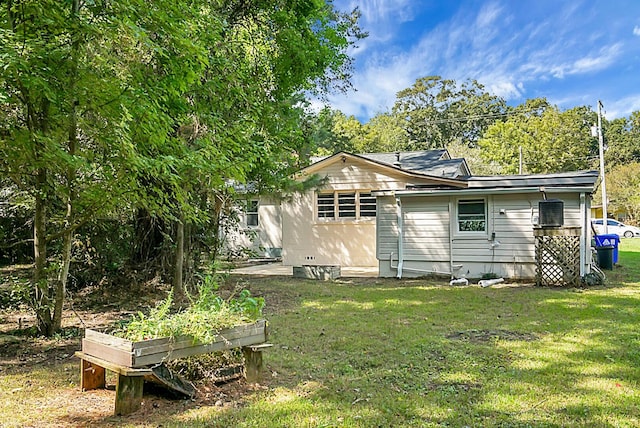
[1,242,639,426]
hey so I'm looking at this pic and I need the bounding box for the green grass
[1,242,640,426]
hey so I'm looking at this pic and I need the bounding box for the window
[317,193,335,218]
[317,191,376,220]
[458,199,486,232]
[359,192,377,218]
[246,200,259,227]
[338,193,356,218]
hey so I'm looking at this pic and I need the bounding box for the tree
[605,162,640,224]
[0,0,365,334]
[604,111,640,167]
[357,113,409,153]
[392,76,507,149]
[1,0,142,334]
[305,109,408,156]
[478,101,598,174]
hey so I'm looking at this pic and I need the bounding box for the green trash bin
[596,245,614,270]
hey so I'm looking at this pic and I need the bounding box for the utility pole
[596,100,608,234]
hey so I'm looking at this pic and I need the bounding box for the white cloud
[634,25,640,36]
[570,43,622,75]
[326,1,639,121]
[487,80,523,99]
[604,95,640,119]
[345,0,415,24]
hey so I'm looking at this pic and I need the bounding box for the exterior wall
[224,197,282,258]
[378,191,586,280]
[283,158,433,267]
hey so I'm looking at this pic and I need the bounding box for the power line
[417,108,544,125]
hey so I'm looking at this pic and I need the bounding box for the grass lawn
[1,240,639,427]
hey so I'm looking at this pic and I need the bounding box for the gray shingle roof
[465,170,599,189]
[311,149,468,178]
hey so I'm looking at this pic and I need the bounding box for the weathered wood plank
[74,352,152,377]
[132,320,266,356]
[132,332,267,367]
[84,329,133,351]
[82,338,134,367]
[80,358,105,391]
[82,320,267,368]
[114,374,144,416]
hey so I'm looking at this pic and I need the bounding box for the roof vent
[393,152,401,168]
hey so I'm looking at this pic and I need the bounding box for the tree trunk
[53,229,72,332]
[33,168,52,335]
[210,193,225,266]
[50,0,81,334]
[173,218,186,306]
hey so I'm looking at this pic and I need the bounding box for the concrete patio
[231,262,378,278]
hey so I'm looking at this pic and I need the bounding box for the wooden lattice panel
[534,228,581,287]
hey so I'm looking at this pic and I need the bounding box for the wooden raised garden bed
[75,319,271,415]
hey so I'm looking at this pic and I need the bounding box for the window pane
[458,199,486,232]
[317,193,335,219]
[359,192,376,217]
[338,193,356,218]
[246,200,259,226]
[458,200,484,215]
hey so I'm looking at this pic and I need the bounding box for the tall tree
[0,0,141,334]
[0,0,365,334]
[478,101,598,174]
[604,111,640,167]
[392,76,507,149]
[605,162,640,223]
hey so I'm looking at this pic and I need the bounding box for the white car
[592,219,640,238]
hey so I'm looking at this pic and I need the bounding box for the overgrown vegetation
[0,0,365,336]
[114,276,264,343]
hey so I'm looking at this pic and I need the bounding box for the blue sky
[325,0,640,122]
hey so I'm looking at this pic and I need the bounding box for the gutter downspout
[396,196,404,279]
[580,192,589,276]
[448,199,455,278]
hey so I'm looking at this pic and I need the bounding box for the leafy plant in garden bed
[113,275,265,344]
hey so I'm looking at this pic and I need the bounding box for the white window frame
[456,198,487,235]
[245,199,259,227]
[316,190,376,221]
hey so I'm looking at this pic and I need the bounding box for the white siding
[402,198,450,261]
[376,196,398,260]
[224,197,282,258]
[378,191,586,279]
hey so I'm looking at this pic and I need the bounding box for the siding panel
[402,203,450,262]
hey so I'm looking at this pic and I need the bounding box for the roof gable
[299,151,468,188]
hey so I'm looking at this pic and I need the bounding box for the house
[281,150,470,268]
[223,196,282,259]
[230,149,599,281]
[376,171,598,279]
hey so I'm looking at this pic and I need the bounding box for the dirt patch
[0,272,290,426]
[446,329,539,343]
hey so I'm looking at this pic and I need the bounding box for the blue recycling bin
[594,234,620,264]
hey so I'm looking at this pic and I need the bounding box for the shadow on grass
[193,277,640,427]
[2,270,638,427]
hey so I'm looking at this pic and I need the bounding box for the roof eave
[375,186,595,198]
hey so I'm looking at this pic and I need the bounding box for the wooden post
[114,374,144,416]
[80,359,105,391]
[242,347,263,383]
